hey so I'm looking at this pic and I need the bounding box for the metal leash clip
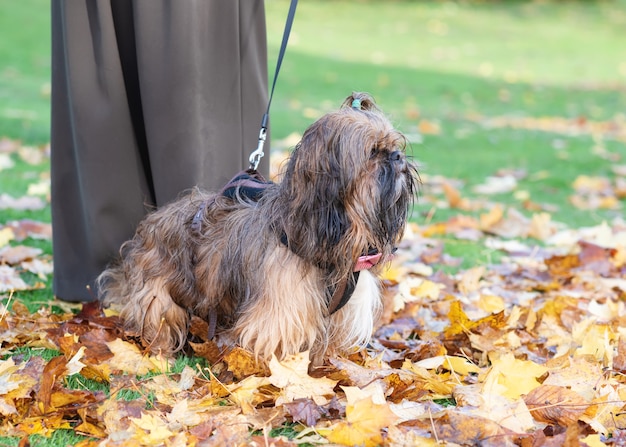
[248,126,267,171]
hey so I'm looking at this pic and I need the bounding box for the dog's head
[278,92,418,273]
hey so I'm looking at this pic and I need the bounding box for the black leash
[249,0,298,170]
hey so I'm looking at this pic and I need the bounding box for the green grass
[0,0,51,144]
[1,1,626,444]
[263,0,626,228]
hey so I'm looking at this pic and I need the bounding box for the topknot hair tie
[351,98,361,109]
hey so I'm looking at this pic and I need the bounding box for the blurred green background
[1,0,625,228]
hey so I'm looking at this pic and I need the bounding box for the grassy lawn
[264,0,626,228]
[3,1,624,226]
[1,1,625,445]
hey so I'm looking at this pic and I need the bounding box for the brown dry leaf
[613,337,626,373]
[0,194,46,211]
[3,219,52,241]
[0,358,41,418]
[50,388,98,409]
[189,339,224,365]
[417,119,441,135]
[21,258,53,277]
[583,387,626,435]
[545,253,580,278]
[330,356,397,388]
[458,266,485,296]
[401,360,457,397]
[0,137,21,153]
[442,181,471,210]
[433,412,516,446]
[0,358,21,394]
[528,212,557,240]
[37,355,68,410]
[283,398,324,426]
[479,204,504,230]
[473,175,517,195]
[572,175,611,193]
[18,145,46,165]
[74,420,107,439]
[524,384,588,426]
[224,346,268,378]
[143,369,198,406]
[542,357,603,402]
[0,265,29,292]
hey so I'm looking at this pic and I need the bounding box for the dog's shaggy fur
[99,93,417,361]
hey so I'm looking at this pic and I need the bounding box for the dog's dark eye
[370,147,380,158]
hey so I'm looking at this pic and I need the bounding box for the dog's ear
[279,132,352,268]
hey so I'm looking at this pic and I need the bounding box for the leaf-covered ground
[1,134,626,446]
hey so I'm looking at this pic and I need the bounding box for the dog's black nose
[390,151,403,162]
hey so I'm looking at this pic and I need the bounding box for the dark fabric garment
[51,0,269,302]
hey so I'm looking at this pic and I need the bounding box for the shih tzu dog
[99,92,417,362]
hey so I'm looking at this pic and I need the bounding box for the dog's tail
[97,191,206,354]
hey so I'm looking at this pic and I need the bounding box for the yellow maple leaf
[581,434,608,447]
[582,383,624,434]
[268,352,337,405]
[574,322,616,367]
[342,383,386,405]
[226,375,271,414]
[479,204,504,230]
[166,398,205,428]
[478,294,505,313]
[387,425,439,446]
[0,227,14,248]
[380,262,407,282]
[401,360,456,397]
[412,355,481,376]
[529,212,555,240]
[458,266,485,296]
[444,300,478,337]
[0,358,20,394]
[483,353,547,400]
[322,395,398,447]
[130,412,175,445]
[104,338,171,375]
[18,414,72,436]
[394,277,444,312]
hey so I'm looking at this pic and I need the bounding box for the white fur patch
[328,270,381,352]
